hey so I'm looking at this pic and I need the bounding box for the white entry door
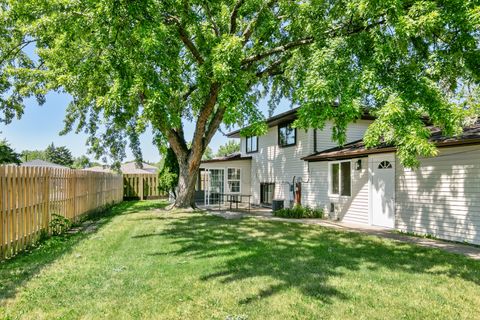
[370,155,395,228]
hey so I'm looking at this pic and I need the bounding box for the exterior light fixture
[355,159,362,170]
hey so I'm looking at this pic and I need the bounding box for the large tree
[1,1,479,207]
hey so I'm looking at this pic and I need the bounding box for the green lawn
[1,200,480,319]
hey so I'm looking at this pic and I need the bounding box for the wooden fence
[123,174,166,200]
[0,166,123,260]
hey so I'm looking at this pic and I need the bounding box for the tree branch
[255,57,285,78]
[189,82,221,165]
[182,84,198,101]
[242,37,314,65]
[167,129,189,161]
[203,2,221,37]
[204,106,227,145]
[0,39,36,66]
[165,15,205,65]
[230,0,245,34]
[242,0,277,45]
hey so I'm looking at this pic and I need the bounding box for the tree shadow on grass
[0,200,166,305]
[144,213,480,305]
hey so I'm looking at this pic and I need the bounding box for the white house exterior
[200,108,480,245]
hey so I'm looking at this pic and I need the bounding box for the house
[199,108,480,245]
[85,161,159,200]
[84,161,158,175]
[21,159,70,169]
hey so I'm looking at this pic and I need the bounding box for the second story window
[278,122,296,147]
[246,136,258,153]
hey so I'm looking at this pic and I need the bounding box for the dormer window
[278,121,296,147]
[246,136,258,153]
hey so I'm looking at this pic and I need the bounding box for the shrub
[273,205,324,219]
[49,213,72,235]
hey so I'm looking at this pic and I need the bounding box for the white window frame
[227,167,241,194]
[328,160,352,197]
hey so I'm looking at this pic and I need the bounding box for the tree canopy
[44,143,74,167]
[217,140,240,157]
[1,0,479,206]
[72,155,92,169]
[0,139,21,165]
[21,149,46,162]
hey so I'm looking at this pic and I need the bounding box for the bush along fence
[0,165,123,260]
[123,174,167,200]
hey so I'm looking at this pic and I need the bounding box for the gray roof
[83,162,157,174]
[201,153,252,163]
[21,159,70,169]
[227,107,375,138]
[302,121,480,162]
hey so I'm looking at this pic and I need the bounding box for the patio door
[260,183,275,206]
[206,169,224,205]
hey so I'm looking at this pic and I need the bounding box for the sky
[0,44,293,163]
[0,91,292,163]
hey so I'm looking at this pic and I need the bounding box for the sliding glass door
[206,169,224,205]
[260,183,275,206]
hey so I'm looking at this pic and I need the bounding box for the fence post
[139,175,144,200]
[43,168,50,233]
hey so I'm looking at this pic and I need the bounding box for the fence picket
[123,174,165,200]
[0,166,123,260]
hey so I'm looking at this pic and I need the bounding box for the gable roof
[84,162,158,174]
[201,152,252,163]
[302,121,480,162]
[120,162,157,174]
[226,107,375,138]
[21,159,70,169]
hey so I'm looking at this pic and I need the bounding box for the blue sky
[1,91,291,163]
[1,44,293,163]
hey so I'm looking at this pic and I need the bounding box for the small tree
[72,155,92,169]
[158,148,179,198]
[0,139,21,165]
[45,143,74,167]
[216,141,240,157]
[21,150,46,162]
[202,146,214,160]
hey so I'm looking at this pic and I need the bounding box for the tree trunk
[173,155,201,208]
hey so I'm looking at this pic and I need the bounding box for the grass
[1,200,480,319]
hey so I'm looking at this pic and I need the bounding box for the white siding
[200,160,252,196]
[249,126,313,206]
[395,145,480,245]
[315,120,372,152]
[237,119,372,207]
[302,158,369,224]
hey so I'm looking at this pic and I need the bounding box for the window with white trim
[227,168,241,193]
[330,161,351,196]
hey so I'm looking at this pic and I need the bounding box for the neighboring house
[84,161,158,175]
[21,159,70,169]
[199,108,480,245]
[85,161,160,200]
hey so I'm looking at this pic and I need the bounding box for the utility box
[272,199,284,212]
